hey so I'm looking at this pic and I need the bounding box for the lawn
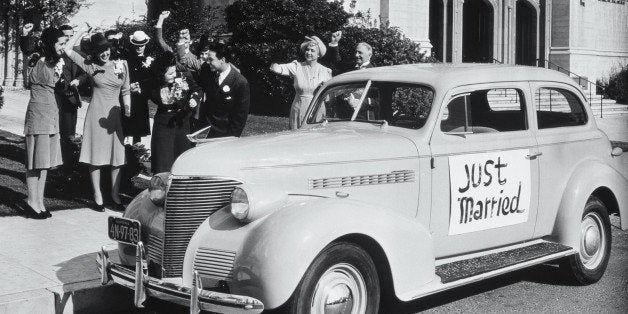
[0,115,288,217]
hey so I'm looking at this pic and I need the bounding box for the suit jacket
[55,55,88,110]
[198,65,250,138]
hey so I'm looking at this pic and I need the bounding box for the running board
[435,242,573,284]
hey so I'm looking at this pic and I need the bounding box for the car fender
[184,197,437,309]
[551,159,628,249]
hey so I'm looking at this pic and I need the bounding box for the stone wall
[550,0,628,83]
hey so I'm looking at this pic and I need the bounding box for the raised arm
[155,11,173,53]
[64,25,88,58]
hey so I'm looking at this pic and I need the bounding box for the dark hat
[90,33,111,55]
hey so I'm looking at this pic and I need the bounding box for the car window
[440,88,528,134]
[535,88,587,129]
[307,83,434,130]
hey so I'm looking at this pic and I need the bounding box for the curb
[0,279,132,314]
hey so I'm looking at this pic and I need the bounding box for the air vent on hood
[309,170,415,189]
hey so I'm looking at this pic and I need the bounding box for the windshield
[306,81,435,129]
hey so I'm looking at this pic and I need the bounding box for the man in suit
[197,42,250,138]
[353,42,375,70]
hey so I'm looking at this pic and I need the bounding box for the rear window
[441,88,528,134]
[535,88,587,129]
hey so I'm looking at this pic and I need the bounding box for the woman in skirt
[146,52,202,173]
[23,27,67,219]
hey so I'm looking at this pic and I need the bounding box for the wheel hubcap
[579,213,606,270]
[311,263,366,314]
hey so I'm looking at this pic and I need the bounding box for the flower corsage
[113,60,124,78]
[53,58,65,79]
[142,56,154,68]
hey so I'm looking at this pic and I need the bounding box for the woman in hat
[64,26,130,211]
[270,36,332,129]
[22,27,67,219]
[123,30,153,143]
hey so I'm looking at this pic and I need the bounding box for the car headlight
[149,173,170,205]
[230,187,250,220]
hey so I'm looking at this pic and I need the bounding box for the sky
[69,0,147,28]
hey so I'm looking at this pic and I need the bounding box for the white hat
[129,30,150,46]
[300,35,326,57]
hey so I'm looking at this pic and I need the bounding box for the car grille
[157,176,242,277]
[194,247,236,281]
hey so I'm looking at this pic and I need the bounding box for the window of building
[441,88,528,134]
[535,88,588,129]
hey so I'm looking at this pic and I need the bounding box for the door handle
[335,191,349,198]
[525,152,543,160]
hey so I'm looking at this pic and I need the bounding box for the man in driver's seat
[333,88,380,120]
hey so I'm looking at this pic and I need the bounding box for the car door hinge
[431,157,435,169]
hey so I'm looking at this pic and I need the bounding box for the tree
[225,0,432,116]
[225,0,350,115]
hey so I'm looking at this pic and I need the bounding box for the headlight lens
[149,173,169,205]
[230,187,249,220]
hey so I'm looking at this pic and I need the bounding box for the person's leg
[36,169,48,211]
[111,165,122,204]
[89,165,103,205]
[25,169,43,212]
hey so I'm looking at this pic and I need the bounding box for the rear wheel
[561,196,611,284]
[288,242,380,314]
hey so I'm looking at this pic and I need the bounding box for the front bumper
[97,242,264,314]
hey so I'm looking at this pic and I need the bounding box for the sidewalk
[0,89,144,313]
[0,88,626,313]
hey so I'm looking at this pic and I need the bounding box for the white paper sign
[448,149,531,235]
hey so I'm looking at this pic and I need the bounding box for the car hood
[171,123,419,176]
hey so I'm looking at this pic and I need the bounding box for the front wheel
[288,242,380,314]
[561,196,612,284]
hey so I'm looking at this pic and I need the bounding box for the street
[103,216,627,313]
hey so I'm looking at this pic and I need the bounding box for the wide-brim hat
[90,33,111,55]
[300,35,326,57]
[130,30,150,46]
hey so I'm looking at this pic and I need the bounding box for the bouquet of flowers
[172,76,189,100]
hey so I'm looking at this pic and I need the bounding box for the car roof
[329,63,579,91]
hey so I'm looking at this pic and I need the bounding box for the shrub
[0,86,4,110]
[225,0,433,116]
[603,64,628,102]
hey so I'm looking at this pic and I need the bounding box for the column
[452,0,464,63]
[442,0,448,62]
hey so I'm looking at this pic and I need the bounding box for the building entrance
[516,0,538,66]
[462,0,494,63]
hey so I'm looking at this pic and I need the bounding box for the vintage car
[98,64,628,313]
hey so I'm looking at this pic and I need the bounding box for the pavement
[0,88,627,313]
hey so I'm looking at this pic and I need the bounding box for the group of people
[19,11,375,219]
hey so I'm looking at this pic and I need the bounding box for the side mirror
[611,147,623,157]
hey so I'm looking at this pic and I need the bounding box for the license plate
[108,216,141,245]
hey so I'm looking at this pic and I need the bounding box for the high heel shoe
[22,201,48,219]
[92,202,105,212]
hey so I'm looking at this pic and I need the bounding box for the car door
[429,82,541,258]
[529,82,600,238]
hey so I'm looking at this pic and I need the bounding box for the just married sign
[448,149,532,235]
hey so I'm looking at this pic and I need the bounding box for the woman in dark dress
[147,52,202,173]
[22,27,67,219]
[124,30,153,143]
